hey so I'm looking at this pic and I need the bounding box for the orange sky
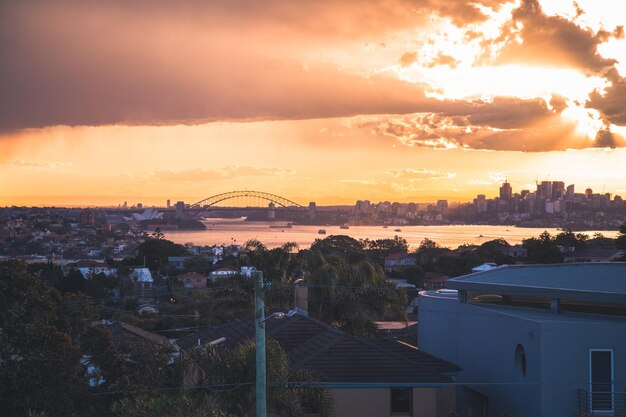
[2,0,626,206]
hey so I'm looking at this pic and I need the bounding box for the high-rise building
[474,194,487,213]
[551,181,565,200]
[499,181,512,200]
[566,184,575,201]
[436,200,448,214]
[538,181,552,200]
[585,188,593,200]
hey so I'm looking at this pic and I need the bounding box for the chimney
[294,279,308,316]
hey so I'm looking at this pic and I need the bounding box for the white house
[418,263,626,417]
[77,267,117,279]
[209,268,238,281]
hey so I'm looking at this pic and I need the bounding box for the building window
[515,344,527,378]
[391,387,412,414]
[590,349,614,412]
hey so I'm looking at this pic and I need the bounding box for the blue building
[418,264,626,417]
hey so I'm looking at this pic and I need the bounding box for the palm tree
[305,254,407,337]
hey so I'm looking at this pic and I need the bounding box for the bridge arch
[190,190,303,208]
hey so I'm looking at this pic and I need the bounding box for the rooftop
[447,263,626,304]
[177,314,458,386]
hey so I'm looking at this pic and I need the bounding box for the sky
[2,0,626,207]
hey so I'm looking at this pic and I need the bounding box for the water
[164,218,618,249]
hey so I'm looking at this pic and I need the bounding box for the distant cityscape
[350,180,625,230]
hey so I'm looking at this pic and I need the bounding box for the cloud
[490,0,618,74]
[152,166,295,182]
[359,101,626,152]
[387,168,457,181]
[0,0,508,132]
[6,160,72,171]
[425,52,459,68]
[399,52,418,67]
[587,73,626,125]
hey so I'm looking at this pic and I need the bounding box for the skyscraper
[551,181,565,200]
[499,181,512,200]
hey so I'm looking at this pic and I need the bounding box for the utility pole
[254,270,267,417]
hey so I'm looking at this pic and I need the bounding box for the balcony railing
[578,389,626,416]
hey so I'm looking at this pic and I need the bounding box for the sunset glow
[2,0,626,206]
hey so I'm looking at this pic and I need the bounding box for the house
[417,263,626,417]
[470,262,497,273]
[209,268,238,281]
[130,267,153,285]
[240,266,256,277]
[384,252,417,271]
[502,244,528,258]
[177,313,459,417]
[564,238,624,263]
[168,256,192,271]
[77,266,118,279]
[130,267,154,301]
[176,272,207,289]
[420,272,449,290]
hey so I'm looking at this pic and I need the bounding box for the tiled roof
[177,272,208,280]
[102,321,171,348]
[385,252,412,261]
[177,314,457,385]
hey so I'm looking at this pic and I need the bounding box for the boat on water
[382,225,388,228]
[394,229,401,232]
[318,229,327,234]
[340,225,349,229]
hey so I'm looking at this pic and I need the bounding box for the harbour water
[164,218,618,249]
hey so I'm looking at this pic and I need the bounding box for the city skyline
[2,0,626,206]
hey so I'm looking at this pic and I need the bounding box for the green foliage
[477,239,509,261]
[418,238,439,251]
[81,325,173,396]
[0,260,95,417]
[616,223,626,252]
[133,237,189,270]
[185,339,333,417]
[305,256,407,337]
[554,231,588,250]
[111,394,232,417]
[242,240,298,284]
[361,235,409,264]
[522,231,564,264]
[59,269,86,293]
[183,256,214,275]
[310,235,364,258]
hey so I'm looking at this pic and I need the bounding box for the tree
[418,238,439,251]
[133,237,189,271]
[363,236,409,264]
[183,256,214,275]
[0,261,95,417]
[477,238,509,262]
[151,228,165,240]
[305,255,407,337]
[523,231,563,264]
[59,269,85,293]
[310,235,364,258]
[184,339,333,417]
[111,394,233,417]
[555,231,588,251]
[616,223,626,252]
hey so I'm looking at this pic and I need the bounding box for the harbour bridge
[189,190,304,209]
